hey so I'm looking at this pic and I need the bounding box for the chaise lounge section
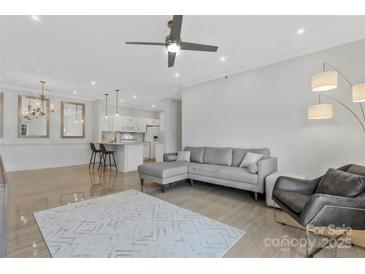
[138,146,277,199]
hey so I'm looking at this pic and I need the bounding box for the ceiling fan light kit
[166,41,181,53]
[308,62,365,134]
[126,15,218,67]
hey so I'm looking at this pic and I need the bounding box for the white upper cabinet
[146,118,160,126]
[159,112,164,132]
[100,111,160,133]
[112,114,122,131]
[101,112,113,131]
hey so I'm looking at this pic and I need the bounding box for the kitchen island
[103,142,143,172]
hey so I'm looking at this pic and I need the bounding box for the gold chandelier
[22,81,55,120]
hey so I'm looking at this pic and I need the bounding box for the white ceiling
[2,15,365,111]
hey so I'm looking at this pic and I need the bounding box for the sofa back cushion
[315,168,365,197]
[184,147,205,163]
[203,147,233,166]
[232,148,270,167]
[347,164,365,177]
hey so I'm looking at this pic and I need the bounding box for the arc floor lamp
[308,62,365,134]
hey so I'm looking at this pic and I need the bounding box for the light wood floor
[5,165,365,258]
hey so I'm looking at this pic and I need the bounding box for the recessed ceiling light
[72,90,77,95]
[296,28,305,35]
[152,105,155,108]
[30,15,40,22]
[220,56,226,62]
[133,95,137,99]
[174,73,180,77]
[120,99,124,102]
[91,81,96,85]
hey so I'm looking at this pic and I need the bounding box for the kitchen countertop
[101,142,144,145]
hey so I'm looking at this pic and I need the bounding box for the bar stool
[89,143,102,168]
[98,144,118,172]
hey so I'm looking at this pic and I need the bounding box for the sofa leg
[140,178,144,187]
[162,184,165,193]
[190,179,194,186]
[253,192,258,201]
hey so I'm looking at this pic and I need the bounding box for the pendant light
[104,93,109,120]
[115,89,120,117]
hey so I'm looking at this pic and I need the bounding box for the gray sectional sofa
[138,146,277,199]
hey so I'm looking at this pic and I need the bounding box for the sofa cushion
[176,151,191,162]
[247,163,258,174]
[315,168,365,197]
[164,154,177,162]
[184,147,205,163]
[239,152,263,168]
[188,162,258,185]
[347,164,365,177]
[274,190,310,214]
[232,148,270,167]
[138,162,188,179]
[203,147,233,166]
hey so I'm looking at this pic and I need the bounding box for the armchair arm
[300,193,365,228]
[163,152,178,162]
[273,176,317,195]
[257,157,278,192]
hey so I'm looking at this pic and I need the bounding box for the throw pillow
[239,152,263,168]
[315,168,365,197]
[176,151,191,162]
[247,163,258,174]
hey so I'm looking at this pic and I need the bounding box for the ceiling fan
[125,15,218,68]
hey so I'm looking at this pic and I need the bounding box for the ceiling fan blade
[125,42,166,46]
[168,52,176,67]
[181,42,218,52]
[169,15,183,41]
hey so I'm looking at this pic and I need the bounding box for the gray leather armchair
[273,164,365,229]
[273,164,365,256]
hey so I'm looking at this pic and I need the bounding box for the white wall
[0,89,93,171]
[182,39,365,178]
[163,98,182,153]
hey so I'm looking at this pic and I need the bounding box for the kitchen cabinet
[159,112,164,132]
[101,113,113,131]
[112,114,122,131]
[100,112,160,134]
[135,118,146,133]
[143,142,150,159]
[155,143,164,162]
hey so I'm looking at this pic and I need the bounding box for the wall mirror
[18,95,50,138]
[61,101,85,138]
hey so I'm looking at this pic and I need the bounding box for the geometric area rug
[33,189,245,258]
